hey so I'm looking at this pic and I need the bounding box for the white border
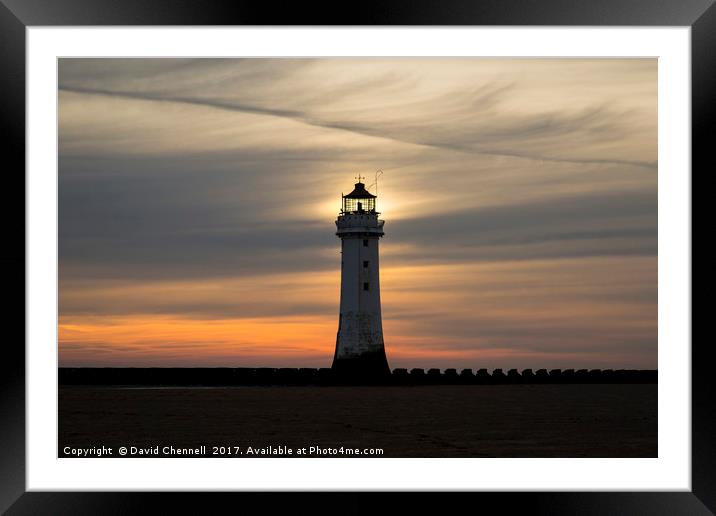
[27,27,691,491]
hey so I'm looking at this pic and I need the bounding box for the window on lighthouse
[363,282,370,291]
[344,197,376,213]
[363,239,369,247]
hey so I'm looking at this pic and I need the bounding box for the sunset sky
[58,58,657,369]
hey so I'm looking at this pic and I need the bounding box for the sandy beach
[59,384,657,458]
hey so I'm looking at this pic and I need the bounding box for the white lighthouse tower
[332,177,391,378]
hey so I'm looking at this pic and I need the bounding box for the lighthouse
[332,177,391,378]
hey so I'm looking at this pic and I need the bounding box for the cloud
[60,150,655,283]
[58,83,655,170]
[59,58,656,169]
[385,188,656,263]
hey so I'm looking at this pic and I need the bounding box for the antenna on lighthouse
[368,169,383,196]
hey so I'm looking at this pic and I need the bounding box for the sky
[58,58,657,369]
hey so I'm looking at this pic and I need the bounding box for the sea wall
[58,367,657,386]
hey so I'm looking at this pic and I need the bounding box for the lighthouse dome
[344,182,377,199]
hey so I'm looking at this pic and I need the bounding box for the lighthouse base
[331,349,391,382]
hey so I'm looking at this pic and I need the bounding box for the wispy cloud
[59,82,655,169]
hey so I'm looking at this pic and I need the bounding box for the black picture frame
[2,1,707,513]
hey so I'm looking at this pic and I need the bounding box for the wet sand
[59,384,657,457]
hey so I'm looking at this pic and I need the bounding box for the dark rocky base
[331,349,392,382]
[59,367,657,386]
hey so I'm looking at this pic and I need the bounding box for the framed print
[2,0,709,513]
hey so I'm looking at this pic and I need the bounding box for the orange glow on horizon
[59,314,336,367]
[59,253,657,369]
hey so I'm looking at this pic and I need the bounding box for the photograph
[57,57,658,459]
[0,0,707,508]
